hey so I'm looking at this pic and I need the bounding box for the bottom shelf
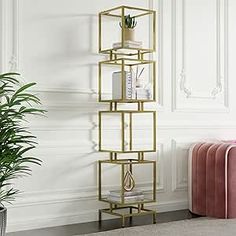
[99,205,157,227]
[100,196,155,206]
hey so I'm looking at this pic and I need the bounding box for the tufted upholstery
[189,142,236,218]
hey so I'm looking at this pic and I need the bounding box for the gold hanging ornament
[123,167,135,192]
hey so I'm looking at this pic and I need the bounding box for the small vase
[0,207,6,236]
[124,28,135,41]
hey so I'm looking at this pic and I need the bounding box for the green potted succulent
[119,14,137,41]
[0,72,45,235]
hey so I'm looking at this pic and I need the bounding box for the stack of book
[112,71,151,100]
[107,190,144,203]
[112,40,142,49]
[112,71,135,100]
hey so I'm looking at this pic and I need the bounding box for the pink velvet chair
[189,142,236,218]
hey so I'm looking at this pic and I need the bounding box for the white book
[109,190,143,197]
[108,194,145,203]
[113,41,142,49]
[112,71,133,100]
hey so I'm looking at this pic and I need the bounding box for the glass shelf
[100,197,155,206]
[100,48,154,57]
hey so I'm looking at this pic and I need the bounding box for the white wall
[1,0,236,232]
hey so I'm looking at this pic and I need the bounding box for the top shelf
[100,5,155,17]
[99,5,156,56]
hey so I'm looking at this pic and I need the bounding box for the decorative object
[0,72,45,235]
[123,169,135,192]
[99,58,156,102]
[98,5,157,228]
[119,14,137,41]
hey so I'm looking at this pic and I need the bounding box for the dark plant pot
[0,207,6,236]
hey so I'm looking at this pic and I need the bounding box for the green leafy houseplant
[0,72,45,235]
[119,14,137,29]
[119,15,137,41]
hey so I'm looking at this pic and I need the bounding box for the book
[112,71,135,100]
[109,190,143,197]
[113,40,142,49]
[107,194,145,203]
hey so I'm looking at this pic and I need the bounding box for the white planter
[124,28,135,41]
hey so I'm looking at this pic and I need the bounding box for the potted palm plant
[0,72,45,235]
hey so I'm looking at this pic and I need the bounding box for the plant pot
[0,207,6,236]
[124,28,135,41]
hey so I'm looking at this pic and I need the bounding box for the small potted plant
[0,72,45,235]
[120,14,137,41]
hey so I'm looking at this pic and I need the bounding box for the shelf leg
[153,212,157,224]
[121,216,125,228]
[129,207,133,224]
[98,210,102,227]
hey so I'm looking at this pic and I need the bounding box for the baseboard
[7,210,98,233]
[7,199,188,233]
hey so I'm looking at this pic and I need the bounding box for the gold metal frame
[99,206,156,228]
[99,110,156,153]
[98,159,156,204]
[99,58,156,103]
[99,5,156,55]
[98,5,157,227]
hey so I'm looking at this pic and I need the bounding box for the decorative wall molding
[0,0,19,72]
[171,139,190,192]
[172,0,229,111]
[156,143,165,192]
[7,199,189,232]
[151,0,164,108]
[29,123,236,132]
[8,170,165,210]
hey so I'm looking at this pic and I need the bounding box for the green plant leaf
[0,72,45,205]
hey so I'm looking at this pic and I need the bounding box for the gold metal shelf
[99,5,156,55]
[99,48,154,56]
[99,158,156,165]
[99,206,156,228]
[100,197,155,205]
[99,58,156,103]
[99,99,156,103]
[99,110,156,153]
[98,5,157,227]
[98,159,156,206]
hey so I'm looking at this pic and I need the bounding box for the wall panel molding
[152,0,164,108]
[0,0,19,72]
[7,199,188,232]
[171,139,190,192]
[172,0,229,112]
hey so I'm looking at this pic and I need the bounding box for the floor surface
[7,209,199,236]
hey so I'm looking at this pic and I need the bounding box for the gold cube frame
[99,58,156,103]
[99,5,156,56]
[98,159,156,205]
[98,5,157,227]
[99,110,156,153]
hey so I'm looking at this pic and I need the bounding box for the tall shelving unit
[98,5,157,227]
